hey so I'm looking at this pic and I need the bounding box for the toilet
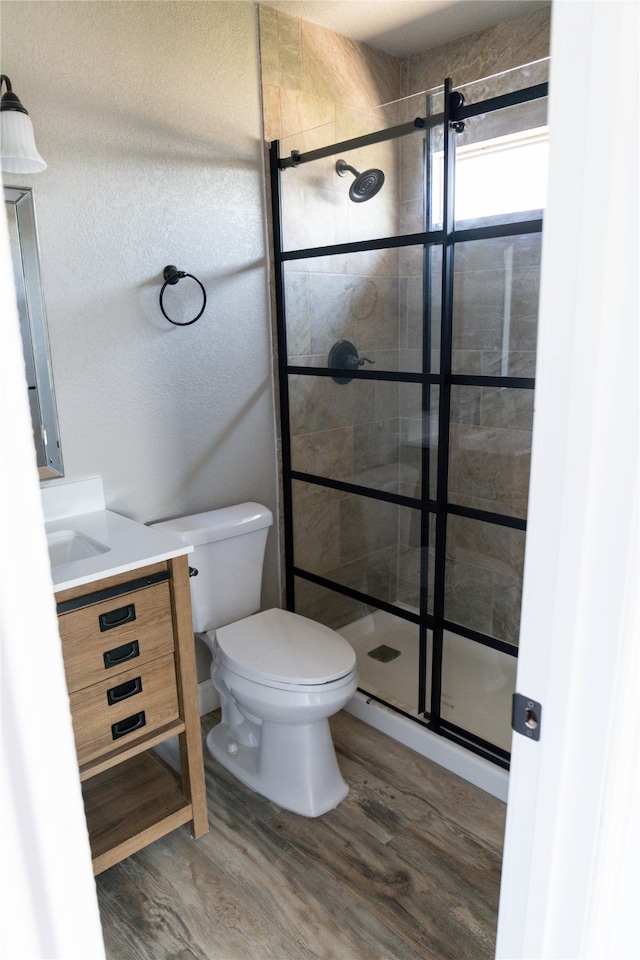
[152,503,358,817]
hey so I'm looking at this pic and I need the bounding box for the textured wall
[2,1,280,613]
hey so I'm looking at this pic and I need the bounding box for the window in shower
[271,63,547,768]
[431,126,549,224]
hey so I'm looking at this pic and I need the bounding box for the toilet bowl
[203,608,357,817]
[151,504,358,817]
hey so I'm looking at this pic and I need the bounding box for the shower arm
[336,160,359,179]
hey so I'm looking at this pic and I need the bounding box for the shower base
[338,607,513,801]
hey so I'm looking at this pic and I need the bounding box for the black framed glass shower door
[270,72,547,768]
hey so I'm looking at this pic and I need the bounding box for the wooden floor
[96,710,506,960]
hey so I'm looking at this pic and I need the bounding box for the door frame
[496,1,639,956]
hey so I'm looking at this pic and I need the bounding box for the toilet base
[206,717,349,817]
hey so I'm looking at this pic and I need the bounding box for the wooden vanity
[54,552,208,874]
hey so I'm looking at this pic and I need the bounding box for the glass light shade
[1,109,47,173]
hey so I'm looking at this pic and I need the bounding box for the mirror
[5,186,63,478]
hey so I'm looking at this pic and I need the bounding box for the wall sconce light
[1,75,47,173]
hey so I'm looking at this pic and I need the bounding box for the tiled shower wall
[259,4,405,619]
[258,3,551,641]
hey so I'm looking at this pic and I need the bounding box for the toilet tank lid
[150,502,273,546]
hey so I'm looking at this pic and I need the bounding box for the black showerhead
[336,158,385,202]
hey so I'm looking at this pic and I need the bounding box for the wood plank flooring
[96,710,506,960]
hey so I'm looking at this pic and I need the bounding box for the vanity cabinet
[55,553,208,874]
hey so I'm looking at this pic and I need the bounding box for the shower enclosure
[270,63,548,769]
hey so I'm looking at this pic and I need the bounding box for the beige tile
[300,19,401,112]
[280,180,348,251]
[276,9,302,91]
[290,426,354,484]
[397,544,422,609]
[258,5,279,87]
[446,514,525,580]
[288,372,377,436]
[481,387,534,432]
[444,559,493,637]
[292,483,341,574]
[492,571,523,646]
[344,246,401,279]
[261,82,281,143]
[283,270,309,357]
[451,350,483,376]
[405,6,551,95]
[448,423,531,517]
[481,350,536,379]
[295,576,373,630]
[333,546,396,604]
[308,273,400,356]
[279,86,335,142]
[353,418,400,490]
[339,496,399,565]
[335,104,391,142]
[450,384,482,425]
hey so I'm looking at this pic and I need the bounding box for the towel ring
[159,265,206,326]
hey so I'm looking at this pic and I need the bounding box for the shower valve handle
[328,339,375,384]
[352,355,375,368]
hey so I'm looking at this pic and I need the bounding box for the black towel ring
[159,265,206,326]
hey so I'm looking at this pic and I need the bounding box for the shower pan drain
[367,644,401,663]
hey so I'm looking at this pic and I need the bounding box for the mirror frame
[5,185,64,478]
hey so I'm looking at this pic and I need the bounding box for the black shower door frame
[270,77,547,769]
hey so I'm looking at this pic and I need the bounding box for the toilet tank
[151,503,273,632]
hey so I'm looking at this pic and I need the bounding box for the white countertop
[47,509,193,594]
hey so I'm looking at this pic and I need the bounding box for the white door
[1,200,106,957]
[496,1,639,957]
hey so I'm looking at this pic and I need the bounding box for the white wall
[1,1,280,608]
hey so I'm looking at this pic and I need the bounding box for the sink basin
[47,529,110,567]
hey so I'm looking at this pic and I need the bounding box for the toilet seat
[213,608,356,687]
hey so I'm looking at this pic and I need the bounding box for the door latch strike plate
[512,693,542,741]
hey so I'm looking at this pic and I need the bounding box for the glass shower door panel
[284,245,439,372]
[293,575,430,719]
[441,631,516,753]
[448,384,533,519]
[444,514,525,647]
[291,479,433,612]
[279,133,427,252]
[399,384,439,504]
[289,374,439,500]
[452,234,542,378]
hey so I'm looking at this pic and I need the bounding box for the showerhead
[336,158,385,203]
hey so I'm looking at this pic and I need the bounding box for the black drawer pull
[107,676,143,705]
[99,603,136,632]
[111,711,146,741]
[103,640,140,669]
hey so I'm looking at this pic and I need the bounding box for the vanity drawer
[58,582,175,692]
[69,653,179,766]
